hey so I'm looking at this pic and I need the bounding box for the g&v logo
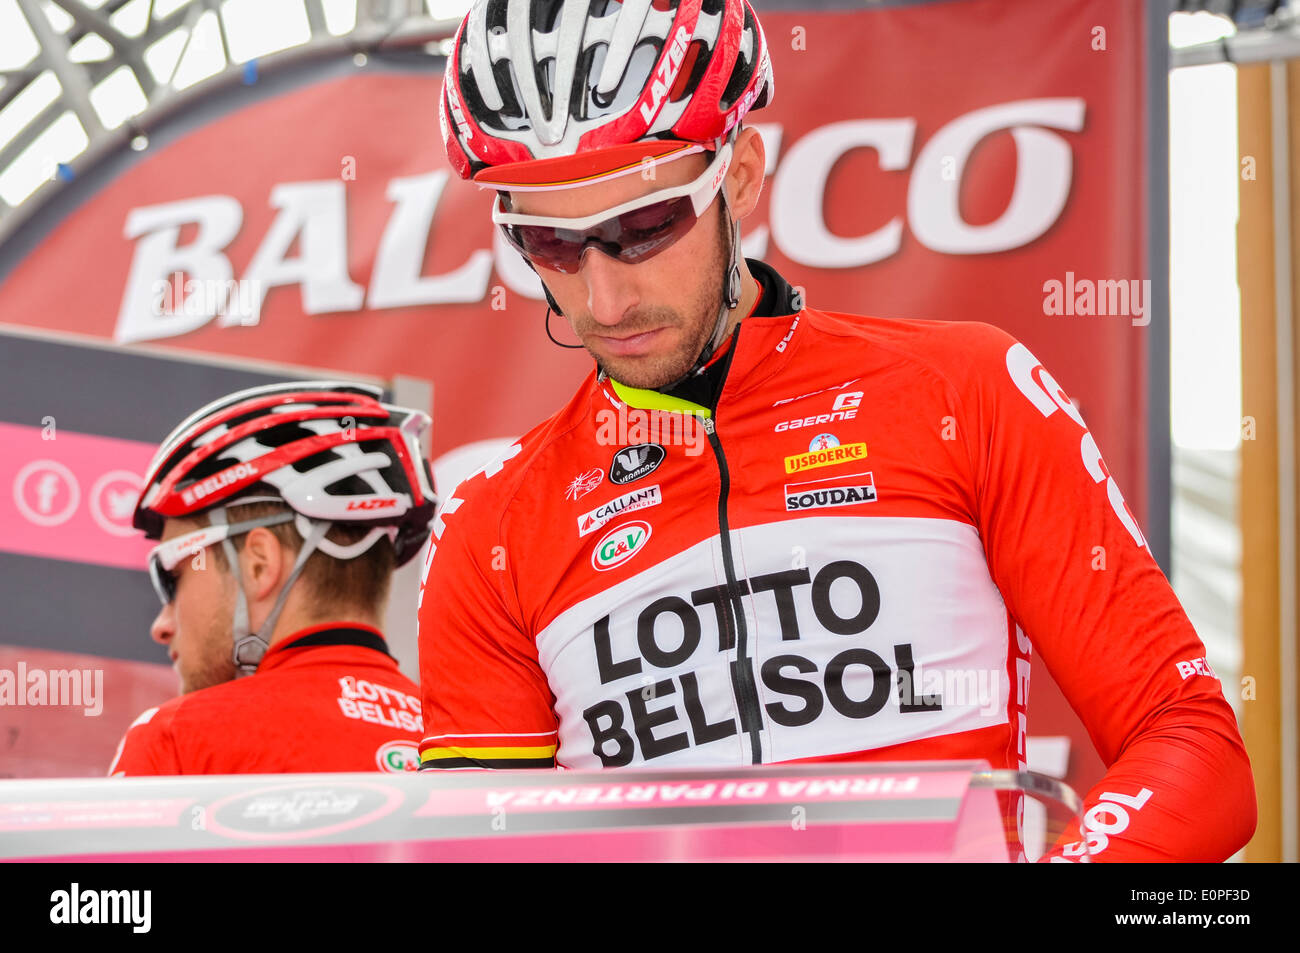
[592,521,652,572]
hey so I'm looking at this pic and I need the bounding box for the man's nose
[578,244,639,327]
[150,603,175,646]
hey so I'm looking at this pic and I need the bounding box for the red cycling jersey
[416,260,1255,861]
[110,624,422,776]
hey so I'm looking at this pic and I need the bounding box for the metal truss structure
[0,0,459,245]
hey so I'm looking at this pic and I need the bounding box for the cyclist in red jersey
[110,382,437,776]
[419,0,1255,861]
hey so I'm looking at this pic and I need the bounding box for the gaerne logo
[774,392,865,433]
[784,437,868,475]
[578,485,662,537]
[592,520,652,572]
[180,461,258,506]
[785,472,878,511]
[609,443,665,485]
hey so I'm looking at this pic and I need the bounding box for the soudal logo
[784,438,868,474]
[180,461,258,506]
[592,521,652,572]
[609,443,665,485]
[346,497,398,511]
[638,26,691,125]
[578,485,662,537]
[785,472,877,511]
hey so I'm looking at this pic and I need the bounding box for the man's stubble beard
[577,212,729,390]
[179,601,239,695]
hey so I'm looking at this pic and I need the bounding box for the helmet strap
[683,173,743,379]
[214,507,331,677]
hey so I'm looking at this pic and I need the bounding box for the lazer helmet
[133,381,437,673]
[441,0,774,373]
[441,0,774,186]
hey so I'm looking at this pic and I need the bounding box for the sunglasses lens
[149,555,176,606]
[610,196,697,264]
[502,196,698,274]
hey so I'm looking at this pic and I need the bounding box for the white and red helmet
[441,0,774,189]
[133,382,436,566]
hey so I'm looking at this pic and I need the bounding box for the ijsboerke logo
[783,433,868,474]
[592,520,652,571]
[609,443,665,485]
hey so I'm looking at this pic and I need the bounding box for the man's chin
[593,348,696,391]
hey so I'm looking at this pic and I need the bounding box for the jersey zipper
[702,365,765,765]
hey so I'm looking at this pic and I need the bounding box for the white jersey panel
[537,516,1011,768]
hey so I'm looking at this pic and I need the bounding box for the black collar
[657,258,803,411]
[281,626,392,658]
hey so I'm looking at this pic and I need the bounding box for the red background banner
[0,0,1153,792]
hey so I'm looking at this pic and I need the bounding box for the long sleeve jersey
[416,259,1255,861]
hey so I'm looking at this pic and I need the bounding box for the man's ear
[725,125,767,221]
[239,526,286,602]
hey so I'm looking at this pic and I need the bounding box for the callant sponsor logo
[784,471,878,511]
[180,461,258,506]
[592,520,652,572]
[783,435,868,474]
[578,485,662,538]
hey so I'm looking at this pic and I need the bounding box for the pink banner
[0,422,154,570]
[17,820,1006,863]
[415,770,971,817]
[0,797,192,831]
